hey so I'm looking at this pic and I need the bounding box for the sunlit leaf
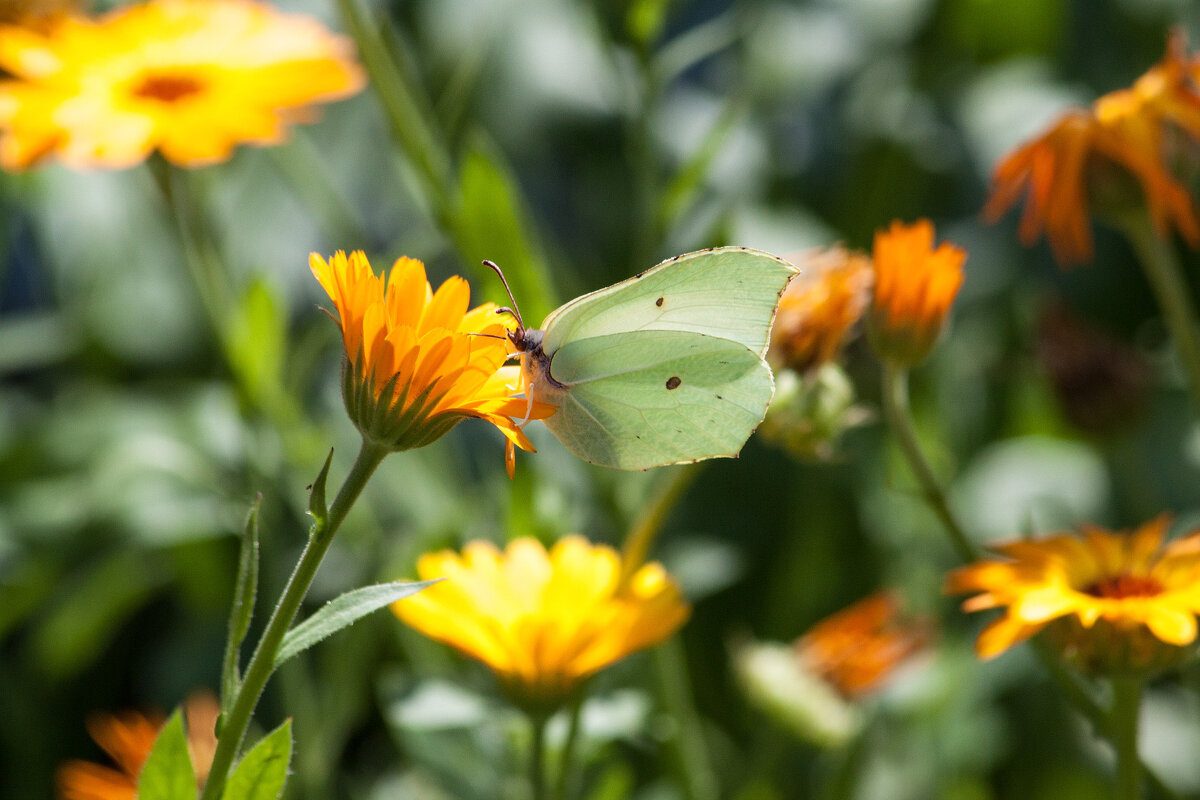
[137,710,194,800]
[221,719,293,800]
[275,580,440,667]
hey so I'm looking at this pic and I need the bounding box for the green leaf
[275,580,440,667]
[224,279,285,410]
[222,495,261,703]
[137,710,195,800]
[453,134,556,322]
[221,719,293,800]
[307,449,334,526]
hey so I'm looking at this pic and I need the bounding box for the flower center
[1083,574,1164,599]
[132,73,205,104]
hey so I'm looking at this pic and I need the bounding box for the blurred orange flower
[0,0,77,28]
[57,691,219,800]
[311,251,549,463]
[769,245,873,374]
[797,591,930,699]
[733,591,930,748]
[984,33,1200,265]
[947,516,1200,673]
[867,219,965,367]
[393,536,690,710]
[0,0,364,170]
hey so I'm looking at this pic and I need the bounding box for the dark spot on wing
[655,296,664,307]
[715,395,723,400]
[666,376,682,390]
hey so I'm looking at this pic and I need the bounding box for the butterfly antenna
[482,260,523,330]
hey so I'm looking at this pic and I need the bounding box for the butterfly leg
[519,381,536,426]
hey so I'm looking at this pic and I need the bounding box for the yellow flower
[867,219,965,367]
[56,691,219,800]
[946,516,1200,674]
[984,34,1200,266]
[768,245,873,375]
[0,0,364,170]
[311,251,549,462]
[393,536,691,710]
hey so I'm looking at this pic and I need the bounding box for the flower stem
[1117,210,1200,414]
[147,159,232,344]
[619,463,703,586]
[199,438,390,800]
[652,638,719,800]
[267,133,372,248]
[824,729,869,800]
[1111,676,1144,800]
[528,712,549,800]
[879,362,977,562]
[552,695,584,800]
[333,0,451,217]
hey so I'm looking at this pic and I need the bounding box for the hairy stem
[199,439,389,800]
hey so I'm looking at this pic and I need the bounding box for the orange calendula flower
[734,591,930,748]
[796,591,930,699]
[769,245,873,374]
[0,0,78,28]
[984,34,1200,266]
[393,536,690,711]
[0,0,365,170]
[311,251,549,464]
[947,516,1200,674]
[867,219,965,367]
[57,691,219,800]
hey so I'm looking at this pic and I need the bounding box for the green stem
[652,638,719,800]
[199,439,390,800]
[824,730,869,800]
[334,0,452,218]
[879,362,977,562]
[147,160,233,343]
[266,134,371,248]
[552,696,584,800]
[619,463,703,586]
[529,712,548,800]
[1117,210,1200,414]
[1111,676,1144,800]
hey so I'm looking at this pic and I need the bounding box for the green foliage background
[3,0,1200,797]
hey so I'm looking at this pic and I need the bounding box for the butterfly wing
[539,247,798,357]
[538,329,775,470]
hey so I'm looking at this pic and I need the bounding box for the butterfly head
[482,259,539,353]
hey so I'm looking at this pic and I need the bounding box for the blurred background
[4,0,1200,797]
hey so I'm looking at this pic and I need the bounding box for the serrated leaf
[307,449,334,525]
[222,496,261,703]
[275,580,440,667]
[221,718,293,800]
[137,710,194,800]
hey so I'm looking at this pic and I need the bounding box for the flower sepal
[499,675,589,721]
[1045,614,1198,678]
[341,352,461,453]
[758,364,871,461]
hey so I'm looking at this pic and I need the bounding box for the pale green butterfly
[488,247,799,471]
